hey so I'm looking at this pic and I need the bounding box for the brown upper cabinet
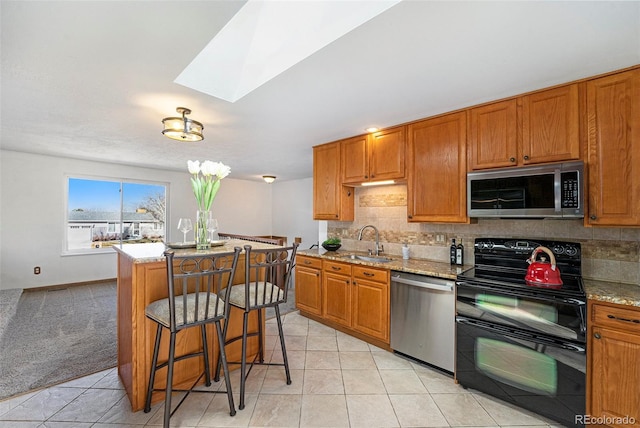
[468,84,580,170]
[342,126,406,185]
[586,69,640,226]
[313,142,354,221]
[407,112,468,223]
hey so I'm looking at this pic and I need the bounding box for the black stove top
[457,238,585,298]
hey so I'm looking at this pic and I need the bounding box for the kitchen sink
[342,254,393,263]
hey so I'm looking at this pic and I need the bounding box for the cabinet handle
[607,314,640,324]
[371,174,375,178]
[347,191,351,197]
[331,266,342,271]
[363,271,375,277]
[590,214,597,221]
[364,175,368,179]
[408,215,413,219]
[335,214,339,218]
[594,332,601,339]
[346,280,350,285]
[304,260,312,265]
[523,155,529,160]
[509,157,516,163]
[316,272,320,277]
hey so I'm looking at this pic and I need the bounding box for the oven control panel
[474,238,581,261]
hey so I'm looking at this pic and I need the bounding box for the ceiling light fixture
[365,127,379,133]
[263,175,276,184]
[162,107,204,142]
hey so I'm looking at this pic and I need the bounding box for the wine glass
[177,218,192,243]
[206,217,219,242]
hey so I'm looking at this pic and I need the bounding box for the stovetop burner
[457,237,586,298]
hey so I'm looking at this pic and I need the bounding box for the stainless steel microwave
[467,161,584,218]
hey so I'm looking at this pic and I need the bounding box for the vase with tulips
[187,160,230,249]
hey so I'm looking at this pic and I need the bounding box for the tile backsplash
[328,184,640,286]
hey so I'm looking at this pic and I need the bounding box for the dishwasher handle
[391,273,454,292]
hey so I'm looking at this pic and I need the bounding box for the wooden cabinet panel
[407,112,468,223]
[295,256,322,316]
[342,126,406,185]
[588,301,640,427]
[522,84,580,164]
[586,69,640,226]
[313,142,354,221]
[468,99,518,169]
[341,135,369,184]
[322,270,352,327]
[351,277,389,342]
[368,126,406,181]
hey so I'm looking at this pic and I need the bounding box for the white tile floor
[0,311,564,427]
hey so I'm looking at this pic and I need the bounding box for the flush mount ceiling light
[162,107,204,142]
[262,175,276,184]
[365,127,380,133]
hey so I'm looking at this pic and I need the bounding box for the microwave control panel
[561,172,580,208]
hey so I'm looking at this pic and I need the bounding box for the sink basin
[342,254,393,263]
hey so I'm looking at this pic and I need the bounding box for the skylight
[175,0,401,102]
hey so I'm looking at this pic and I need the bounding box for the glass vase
[195,210,210,250]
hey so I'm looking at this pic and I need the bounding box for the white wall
[271,177,318,250]
[0,150,277,290]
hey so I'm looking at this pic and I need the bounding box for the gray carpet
[0,282,117,401]
[0,280,297,401]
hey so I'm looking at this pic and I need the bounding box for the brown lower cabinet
[295,256,390,347]
[587,301,640,427]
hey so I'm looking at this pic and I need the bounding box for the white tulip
[187,160,201,175]
[200,160,217,177]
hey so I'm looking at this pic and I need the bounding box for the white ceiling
[2,1,639,182]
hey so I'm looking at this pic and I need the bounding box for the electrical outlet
[436,234,445,243]
[34,266,41,275]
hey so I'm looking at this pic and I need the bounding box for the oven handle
[456,316,586,353]
[456,280,586,306]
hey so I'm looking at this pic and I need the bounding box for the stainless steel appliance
[467,160,584,218]
[456,238,586,428]
[391,271,455,373]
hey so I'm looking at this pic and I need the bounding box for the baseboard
[23,278,117,293]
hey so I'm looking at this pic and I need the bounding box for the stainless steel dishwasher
[390,271,455,373]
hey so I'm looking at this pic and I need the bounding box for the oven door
[456,316,585,428]
[456,281,586,342]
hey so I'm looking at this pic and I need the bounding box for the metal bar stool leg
[257,308,264,363]
[239,310,249,410]
[274,305,291,385]
[163,331,177,428]
[215,320,236,416]
[213,318,228,383]
[200,325,211,386]
[145,324,163,413]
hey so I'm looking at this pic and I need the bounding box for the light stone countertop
[297,248,471,280]
[584,279,640,308]
[112,239,282,263]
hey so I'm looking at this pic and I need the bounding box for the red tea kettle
[524,246,563,289]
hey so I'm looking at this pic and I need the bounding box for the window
[65,176,167,253]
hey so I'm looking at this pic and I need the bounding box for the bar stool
[215,243,298,410]
[144,247,242,428]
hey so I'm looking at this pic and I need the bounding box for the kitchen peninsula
[114,239,280,411]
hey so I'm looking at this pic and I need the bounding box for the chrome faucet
[357,224,383,256]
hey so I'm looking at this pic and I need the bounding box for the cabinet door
[322,272,351,327]
[313,142,354,221]
[590,326,640,427]
[351,278,389,342]
[522,84,580,165]
[368,126,406,181]
[295,263,322,316]
[407,112,468,223]
[586,69,640,226]
[341,135,369,184]
[468,99,518,169]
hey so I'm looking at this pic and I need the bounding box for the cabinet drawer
[298,256,322,270]
[353,266,388,283]
[591,303,640,333]
[323,260,352,275]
